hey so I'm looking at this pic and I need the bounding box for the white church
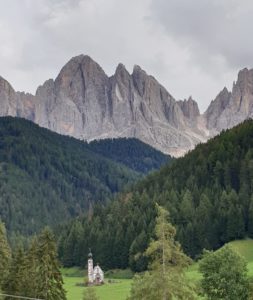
[87,250,104,285]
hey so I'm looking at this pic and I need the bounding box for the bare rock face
[33,55,207,156]
[177,96,201,129]
[205,68,253,135]
[204,87,231,134]
[1,54,253,157]
[35,55,112,139]
[178,97,200,119]
[0,76,35,120]
[0,76,17,117]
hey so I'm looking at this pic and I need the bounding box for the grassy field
[63,268,132,300]
[63,239,253,300]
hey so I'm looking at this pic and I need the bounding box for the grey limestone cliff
[1,55,253,156]
[33,55,208,157]
[205,68,253,135]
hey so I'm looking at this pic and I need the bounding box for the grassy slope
[63,239,253,300]
[186,238,253,282]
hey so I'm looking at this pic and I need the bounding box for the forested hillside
[87,138,170,174]
[0,117,167,236]
[58,120,253,271]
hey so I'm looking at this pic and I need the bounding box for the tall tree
[36,227,67,300]
[22,237,40,297]
[199,245,249,300]
[0,221,11,288]
[3,247,26,299]
[128,205,196,300]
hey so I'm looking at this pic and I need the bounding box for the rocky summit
[1,55,253,157]
[205,68,253,135]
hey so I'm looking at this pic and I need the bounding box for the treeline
[0,221,66,300]
[58,120,253,271]
[0,117,167,236]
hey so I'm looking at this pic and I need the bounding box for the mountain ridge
[0,116,169,235]
[1,54,253,156]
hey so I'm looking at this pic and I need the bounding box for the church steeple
[87,249,94,284]
[88,249,93,259]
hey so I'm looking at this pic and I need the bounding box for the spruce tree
[36,227,67,300]
[3,247,26,299]
[0,221,11,289]
[247,196,253,237]
[22,237,40,297]
[128,204,196,300]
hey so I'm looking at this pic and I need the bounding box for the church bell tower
[88,249,94,284]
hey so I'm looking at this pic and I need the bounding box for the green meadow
[63,268,132,300]
[63,239,253,300]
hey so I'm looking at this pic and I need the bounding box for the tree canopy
[127,205,196,300]
[199,245,250,300]
[58,120,253,270]
[0,117,167,236]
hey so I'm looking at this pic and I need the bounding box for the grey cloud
[150,0,253,69]
[0,0,251,112]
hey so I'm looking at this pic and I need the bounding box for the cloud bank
[0,0,252,111]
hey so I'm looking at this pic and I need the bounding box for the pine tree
[128,204,196,300]
[3,247,26,299]
[83,287,99,300]
[0,221,11,288]
[247,196,253,237]
[36,227,67,300]
[22,237,40,297]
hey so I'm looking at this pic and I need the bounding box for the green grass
[63,239,253,300]
[104,269,133,279]
[185,238,253,282]
[186,262,202,282]
[64,276,131,300]
[228,239,253,262]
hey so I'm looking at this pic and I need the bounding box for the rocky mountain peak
[132,65,149,97]
[56,55,108,86]
[1,55,253,157]
[233,67,253,94]
[114,63,131,84]
[204,86,231,132]
[205,67,253,134]
[178,96,200,120]
[0,75,14,92]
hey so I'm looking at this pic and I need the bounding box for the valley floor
[63,239,253,300]
[64,276,131,300]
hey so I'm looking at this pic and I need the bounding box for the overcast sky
[0,0,253,111]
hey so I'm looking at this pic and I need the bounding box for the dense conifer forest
[87,138,170,174]
[0,117,168,237]
[58,120,253,271]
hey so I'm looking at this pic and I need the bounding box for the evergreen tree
[128,205,196,300]
[22,237,40,297]
[83,287,99,300]
[57,119,253,269]
[36,228,67,300]
[199,245,249,300]
[0,221,11,288]
[247,196,253,237]
[3,247,26,299]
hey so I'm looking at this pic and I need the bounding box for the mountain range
[1,55,253,156]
